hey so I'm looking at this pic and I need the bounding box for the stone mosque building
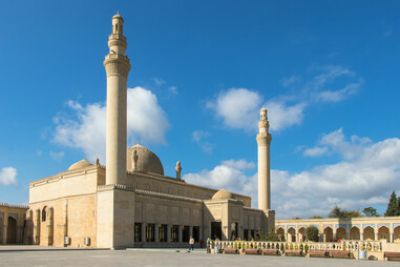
[0,14,275,249]
[1,14,399,249]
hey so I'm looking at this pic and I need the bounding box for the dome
[212,189,233,200]
[127,144,164,175]
[68,159,92,171]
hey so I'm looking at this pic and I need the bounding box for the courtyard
[0,248,398,267]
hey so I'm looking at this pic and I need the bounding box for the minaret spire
[256,107,272,212]
[104,13,131,185]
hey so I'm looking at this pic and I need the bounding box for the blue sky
[0,1,399,218]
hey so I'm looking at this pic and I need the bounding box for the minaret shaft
[257,108,272,212]
[104,15,131,185]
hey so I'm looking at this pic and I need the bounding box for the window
[159,224,168,242]
[244,229,249,241]
[42,207,47,222]
[134,223,142,242]
[192,226,200,242]
[146,224,155,242]
[171,225,179,242]
[182,226,190,243]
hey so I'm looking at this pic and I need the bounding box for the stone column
[360,232,364,241]
[178,226,183,243]
[33,209,40,245]
[2,223,7,244]
[167,225,171,243]
[374,231,378,241]
[104,13,131,185]
[333,228,337,241]
[256,108,272,212]
[155,224,160,243]
[389,229,394,243]
[141,223,146,243]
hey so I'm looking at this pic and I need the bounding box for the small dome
[127,144,164,175]
[68,159,92,171]
[212,189,233,200]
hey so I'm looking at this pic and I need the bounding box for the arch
[378,226,390,242]
[350,226,360,240]
[336,227,346,241]
[276,228,285,241]
[288,227,296,242]
[393,226,400,242]
[298,227,305,242]
[7,216,17,244]
[324,227,334,242]
[363,226,375,241]
[42,206,47,222]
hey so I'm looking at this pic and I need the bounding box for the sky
[0,0,399,219]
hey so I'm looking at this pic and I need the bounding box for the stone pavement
[0,248,398,267]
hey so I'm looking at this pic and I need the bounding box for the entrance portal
[211,222,222,240]
[7,216,17,244]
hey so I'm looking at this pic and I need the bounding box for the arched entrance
[298,227,305,242]
[363,226,375,241]
[277,228,285,241]
[288,227,296,242]
[350,226,360,240]
[336,227,346,241]
[378,226,390,242]
[324,227,334,242]
[393,226,400,242]
[7,216,17,244]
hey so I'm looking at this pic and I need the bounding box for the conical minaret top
[256,107,272,212]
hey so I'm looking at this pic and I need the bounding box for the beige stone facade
[276,217,400,243]
[0,203,28,244]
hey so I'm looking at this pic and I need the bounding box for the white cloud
[192,130,214,153]
[264,100,307,132]
[184,159,257,200]
[206,88,262,131]
[303,146,328,157]
[0,167,17,185]
[53,87,169,162]
[207,65,362,133]
[184,130,400,219]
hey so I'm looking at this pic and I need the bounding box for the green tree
[310,215,323,219]
[305,226,319,242]
[329,205,361,218]
[362,207,379,217]
[328,206,345,218]
[385,191,399,216]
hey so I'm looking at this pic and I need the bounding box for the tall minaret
[104,13,131,185]
[256,108,272,212]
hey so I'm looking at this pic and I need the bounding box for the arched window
[42,207,47,222]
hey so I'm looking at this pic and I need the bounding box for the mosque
[0,14,274,249]
[2,14,398,249]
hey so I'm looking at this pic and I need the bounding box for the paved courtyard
[0,248,398,267]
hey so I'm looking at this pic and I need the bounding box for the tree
[362,207,379,217]
[385,191,399,216]
[328,205,361,218]
[305,226,319,242]
[310,215,323,219]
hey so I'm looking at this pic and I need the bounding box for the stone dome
[127,144,164,175]
[212,189,233,200]
[68,159,92,171]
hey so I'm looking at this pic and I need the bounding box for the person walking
[188,236,195,252]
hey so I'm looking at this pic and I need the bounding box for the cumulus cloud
[184,130,400,219]
[53,87,169,162]
[184,159,257,200]
[206,88,262,131]
[207,65,362,133]
[264,100,307,131]
[0,167,17,185]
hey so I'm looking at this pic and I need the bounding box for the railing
[208,240,383,253]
